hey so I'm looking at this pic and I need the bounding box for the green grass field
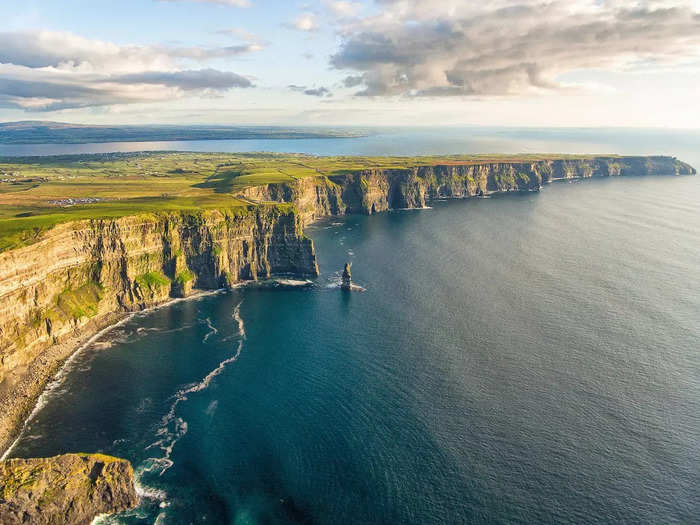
[0,151,613,252]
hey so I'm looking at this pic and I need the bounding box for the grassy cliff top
[0,151,683,251]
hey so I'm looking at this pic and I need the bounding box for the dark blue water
[9,173,700,524]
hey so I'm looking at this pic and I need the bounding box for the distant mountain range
[0,121,366,144]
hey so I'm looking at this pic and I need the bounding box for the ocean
[6,128,700,524]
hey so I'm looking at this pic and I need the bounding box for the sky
[1,0,699,127]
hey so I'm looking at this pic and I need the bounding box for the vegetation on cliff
[0,453,138,524]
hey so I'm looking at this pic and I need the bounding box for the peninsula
[0,152,695,462]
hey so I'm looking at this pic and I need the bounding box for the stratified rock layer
[240,156,696,222]
[0,453,138,525]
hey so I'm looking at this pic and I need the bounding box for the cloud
[213,27,267,52]
[287,13,318,32]
[288,84,333,97]
[157,0,251,7]
[324,1,362,18]
[331,0,700,97]
[0,31,255,111]
[216,27,263,43]
[168,43,264,58]
[114,69,253,90]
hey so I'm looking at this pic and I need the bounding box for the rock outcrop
[0,205,318,454]
[0,453,138,524]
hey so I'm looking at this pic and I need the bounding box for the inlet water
[10,175,700,524]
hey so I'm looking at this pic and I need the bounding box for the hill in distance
[0,121,366,145]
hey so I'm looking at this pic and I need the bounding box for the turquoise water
[9,173,700,524]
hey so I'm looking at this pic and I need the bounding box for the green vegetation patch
[175,269,195,286]
[135,271,170,291]
[1,464,44,500]
[53,281,103,320]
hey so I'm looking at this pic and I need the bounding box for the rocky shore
[0,206,318,456]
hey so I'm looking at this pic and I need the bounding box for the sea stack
[341,262,352,291]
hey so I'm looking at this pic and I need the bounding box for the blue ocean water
[6,129,700,524]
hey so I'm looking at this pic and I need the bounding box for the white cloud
[0,31,255,111]
[288,12,318,32]
[324,1,362,18]
[332,0,700,97]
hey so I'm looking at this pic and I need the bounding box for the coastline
[0,179,604,459]
[0,289,224,459]
[1,158,695,460]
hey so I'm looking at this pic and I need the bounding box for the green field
[0,151,613,252]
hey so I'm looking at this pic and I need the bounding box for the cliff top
[0,452,138,524]
[0,152,694,251]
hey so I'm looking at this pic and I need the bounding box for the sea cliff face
[0,155,694,456]
[0,453,138,524]
[241,156,696,221]
[0,205,317,454]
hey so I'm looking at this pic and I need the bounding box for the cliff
[0,155,694,456]
[0,453,137,524]
[240,156,695,221]
[0,205,318,454]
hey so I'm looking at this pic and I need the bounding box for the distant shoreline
[0,121,368,145]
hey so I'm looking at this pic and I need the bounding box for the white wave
[0,313,138,461]
[2,289,228,461]
[90,341,114,350]
[202,317,218,343]
[90,514,111,525]
[233,301,246,339]
[139,300,247,477]
[135,479,169,501]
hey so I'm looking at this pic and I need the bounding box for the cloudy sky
[1,0,699,127]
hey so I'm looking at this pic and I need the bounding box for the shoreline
[0,289,225,459]
[2,167,695,460]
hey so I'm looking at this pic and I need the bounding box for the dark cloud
[331,0,700,96]
[342,75,364,88]
[288,85,333,97]
[115,69,253,90]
